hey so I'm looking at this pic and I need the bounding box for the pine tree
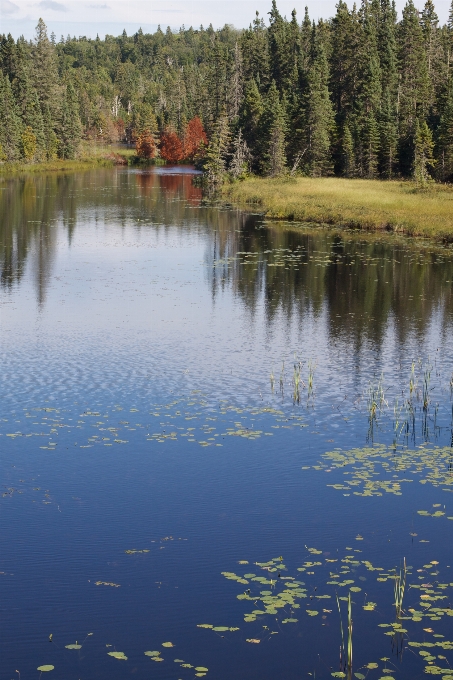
[0,74,21,161]
[33,19,60,120]
[379,89,399,177]
[436,84,453,180]
[203,109,231,185]
[12,43,46,158]
[398,0,431,175]
[342,122,355,177]
[304,26,334,177]
[413,118,436,183]
[268,0,287,92]
[259,80,287,175]
[239,79,264,169]
[58,82,82,159]
[229,129,252,178]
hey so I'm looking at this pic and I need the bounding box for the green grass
[223,176,453,241]
[0,143,135,177]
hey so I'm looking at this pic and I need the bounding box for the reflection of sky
[1,0,451,40]
[2,168,453,427]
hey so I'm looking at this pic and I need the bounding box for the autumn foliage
[159,128,184,163]
[182,117,208,161]
[135,129,157,159]
[159,117,208,164]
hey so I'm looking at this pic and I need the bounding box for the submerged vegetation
[224,177,453,240]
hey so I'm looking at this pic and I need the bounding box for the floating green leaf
[37,666,54,672]
[144,651,160,657]
[108,651,127,660]
[65,643,82,649]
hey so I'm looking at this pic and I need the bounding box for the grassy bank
[223,176,453,241]
[0,144,137,177]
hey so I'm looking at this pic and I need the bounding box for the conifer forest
[2,0,453,183]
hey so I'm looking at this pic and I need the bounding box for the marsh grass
[224,177,453,241]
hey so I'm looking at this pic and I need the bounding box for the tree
[239,79,264,168]
[259,80,287,176]
[182,117,208,161]
[33,19,60,120]
[136,129,157,159]
[21,126,37,162]
[12,42,46,158]
[398,0,431,175]
[203,109,231,185]
[413,118,436,183]
[304,26,334,177]
[0,74,21,161]
[160,128,183,162]
[229,129,252,178]
[436,84,453,180]
[58,82,83,159]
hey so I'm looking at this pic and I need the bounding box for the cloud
[0,0,20,13]
[38,0,67,11]
[86,3,110,7]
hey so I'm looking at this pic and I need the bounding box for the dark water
[1,168,453,680]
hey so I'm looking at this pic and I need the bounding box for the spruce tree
[0,74,21,161]
[413,118,436,182]
[436,83,453,180]
[33,19,61,121]
[58,83,82,159]
[203,109,231,185]
[12,43,46,158]
[398,0,430,175]
[259,80,287,175]
[239,79,264,170]
[304,25,334,177]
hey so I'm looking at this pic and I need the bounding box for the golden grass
[223,176,453,241]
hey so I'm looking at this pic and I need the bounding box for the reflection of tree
[2,169,453,350]
[206,218,453,349]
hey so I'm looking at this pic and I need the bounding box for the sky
[0,0,451,41]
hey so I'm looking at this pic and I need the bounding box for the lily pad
[37,666,54,672]
[65,643,82,649]
[144,651,160,657]
[162,641,174,647]
[195,667,209,672]
[108,651,127,660]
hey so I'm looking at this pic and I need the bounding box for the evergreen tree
[304,26,334,177]
[33,19,60,120]
[259,80,287,175]
[239,79,264,170]
[229,129,252,178]
[436,83,453,179]
[0,74,21,161]
[342,122,356,177]
[58,82,82,159]
[413,117,436,182]
[398,0,430,175]
[12,43,46,158]
[203,109,231,185]
[379,89,399,177]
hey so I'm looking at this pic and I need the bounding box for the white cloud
[0,0,20,13]
[38,0,67,11]
[85,3,109,7]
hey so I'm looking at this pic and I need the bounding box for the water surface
[1,168,453,680]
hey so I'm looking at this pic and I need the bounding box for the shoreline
[223,176,453,243]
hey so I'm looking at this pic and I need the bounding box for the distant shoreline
[223,177,453,243]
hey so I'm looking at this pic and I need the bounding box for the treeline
[1,0,453,182]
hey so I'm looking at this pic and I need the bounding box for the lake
[1,167,453,680]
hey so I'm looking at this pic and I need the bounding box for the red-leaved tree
[136,129,157,159]
[183,117,208,161]
[159,128,184,163]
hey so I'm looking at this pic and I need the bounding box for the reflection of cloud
[86,3,109,7]
[1,0,20,13]
[38,0,67,11]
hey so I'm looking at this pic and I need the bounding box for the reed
[394,558,407,619]
[223,176,453,242]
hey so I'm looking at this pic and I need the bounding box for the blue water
[1,168,453,680]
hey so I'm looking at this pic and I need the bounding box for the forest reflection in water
[2,168,453,351]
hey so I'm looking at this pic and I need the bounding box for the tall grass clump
[224,177,453,241]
